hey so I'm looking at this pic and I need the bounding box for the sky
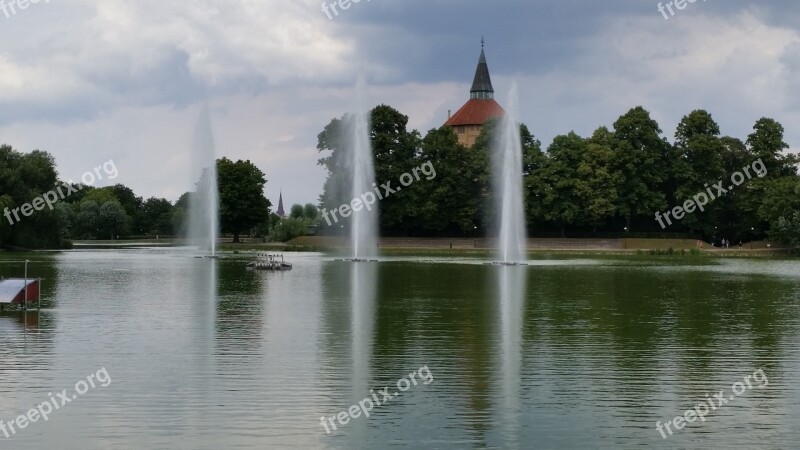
[1,0,799,207]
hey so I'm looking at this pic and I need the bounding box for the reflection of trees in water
[214,260,264,354]
[319,261,499,446]
[527,266,798,439]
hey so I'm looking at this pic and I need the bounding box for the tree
[82,187,119,205]
[738,118,797,241]
[577,127,620,230]
[746,118,797,178]
[370,105,422,233]
[108,184,143,218]
[269,217,308,242]
[76,201,101,238]
[54,202,76,241]
[672,110,726,235]
[139,197,173,235]
[316,105,422,235]
[304,203,319,221]
[415,126,486,235]
[98,201,128,239]
[217,157,271,242]
[537,132,584,236]
[612,107,670,231]
[771,211,800,252]
[290,204,304,219]
[0,146,64,248]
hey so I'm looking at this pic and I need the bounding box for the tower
[444,39,505,148]
[276,192,285,217]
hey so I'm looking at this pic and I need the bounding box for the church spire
[470,39,494,100]
[276,191,285,217]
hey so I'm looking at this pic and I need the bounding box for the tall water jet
[492,82,527,264]
[188,106,220,258]
[342,76,378,260]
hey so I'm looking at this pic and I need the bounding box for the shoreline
[6,237,786,258]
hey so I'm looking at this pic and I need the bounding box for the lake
[0,250,798,449]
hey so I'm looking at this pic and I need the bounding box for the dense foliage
[0,149,274,249]
[318,106,800,246]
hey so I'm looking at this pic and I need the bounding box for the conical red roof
[444,98,505,126]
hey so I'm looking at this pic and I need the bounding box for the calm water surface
[0,250,798,449]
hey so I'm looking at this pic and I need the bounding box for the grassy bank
[63,236,790,258]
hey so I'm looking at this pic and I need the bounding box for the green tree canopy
[217,157,271,242]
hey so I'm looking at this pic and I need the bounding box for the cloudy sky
[2,0,799,206]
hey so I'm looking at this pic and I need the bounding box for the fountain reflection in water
[497,265,526,448]
[349,262,377,439]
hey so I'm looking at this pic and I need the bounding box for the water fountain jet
[338,76,378,263]
[188,105,220,259]
[491,82,527,265]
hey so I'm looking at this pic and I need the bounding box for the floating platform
[248,254,292,271]
[0,278,41,311]
[485,262,528,266]
[335,258,379,263]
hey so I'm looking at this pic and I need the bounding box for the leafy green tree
[290,204,304,219]
[269,217,309,242]
[170,192,192,237]
[415,126,485,235]
[54,202,76,241]
[0,194,14,245]
[108,184,142,217]
[317,105,422,235]
[577,127,620,230]
[370,105,422,233]
[612,107,670,231]
[139,197,173,235]
[98,201,128,239]
[304,203,319,221]
[217,157,271,242]
[757,177,800,228]
[746,118,797,178]
[717,136,757,240]
[771,211,800,252]
[82,187,119,205]
[537,132,585,236]
[0,146,63,248]
[672,110,726,235]
[738,118,797,241]
[76,201,101,238]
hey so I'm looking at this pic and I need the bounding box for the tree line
[317,105,800,246]
[0,149,278,249]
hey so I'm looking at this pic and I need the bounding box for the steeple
[276,192,285,217]
[470,38,494,100]
[443,39,505,148]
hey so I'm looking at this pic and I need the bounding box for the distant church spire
[276,192,285,217]
[470,39,494,100]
